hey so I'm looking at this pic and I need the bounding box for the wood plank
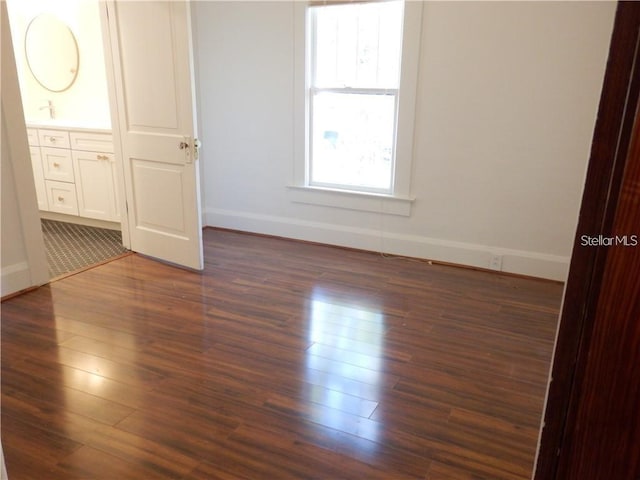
[1,228,563,479]
[56,446,178,480]
[1,366,135,425]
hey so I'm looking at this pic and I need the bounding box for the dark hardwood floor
[1,228,563,479]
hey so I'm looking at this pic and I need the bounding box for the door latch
[193,138,201,160]
[180,137,200,163]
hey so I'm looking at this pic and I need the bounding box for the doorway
[6,0,126,279]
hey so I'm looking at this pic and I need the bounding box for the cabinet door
[29,146,49,211]
[72,150,119,222]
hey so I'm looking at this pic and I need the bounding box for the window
[292,1,422,215]
[309,1,403,193]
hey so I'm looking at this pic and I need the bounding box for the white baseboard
[40,211,122,231]
[1,261,33,297]
[204,208,569,281]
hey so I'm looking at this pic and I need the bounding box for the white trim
[39,211,121,231]
[311,87,398,95]
[1,262,32,298]
[287,185,413,216]
[294,2,310,187]
[204,207,569,281]
[99,1,131,249]
[393,0,422,198]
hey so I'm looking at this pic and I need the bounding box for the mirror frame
[24,13,80,93]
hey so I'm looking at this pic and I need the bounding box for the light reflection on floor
[304,287,385,443]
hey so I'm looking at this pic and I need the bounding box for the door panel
[104,0,203,270]
[117,3,181,130]
[132,160,188,234]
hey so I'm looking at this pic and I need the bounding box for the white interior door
[102,0,203,270]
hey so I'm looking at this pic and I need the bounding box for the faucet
[39,100,55,120]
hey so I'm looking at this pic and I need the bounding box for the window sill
[287,185,414,217]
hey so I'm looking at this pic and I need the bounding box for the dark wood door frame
[534,2,640,479]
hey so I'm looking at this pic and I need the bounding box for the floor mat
[41,219,129,278]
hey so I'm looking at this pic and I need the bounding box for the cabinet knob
[57,196,65,202]
[49,137,56,143]
[53,162,60,168]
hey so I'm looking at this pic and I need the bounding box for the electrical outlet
[489,254,503,271]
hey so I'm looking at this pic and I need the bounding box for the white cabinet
[27,127,119,223]
[72,148,120,222]
[29,146,48,211]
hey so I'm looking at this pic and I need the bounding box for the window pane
[313,1,403,89]
[311,92,395,191]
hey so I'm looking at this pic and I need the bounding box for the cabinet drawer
[45,180,78,216]
[38,129,71,149]
[41,147,75,182]
[70,132,114,153]
[27,128,39,146]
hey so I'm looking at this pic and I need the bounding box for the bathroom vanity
[27,124,120,224]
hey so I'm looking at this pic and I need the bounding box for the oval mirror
[25,13,79,93]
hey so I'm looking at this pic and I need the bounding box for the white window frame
[291,0,423,216]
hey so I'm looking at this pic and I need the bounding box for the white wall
[6,0,110,128]
[193,1,615,281]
